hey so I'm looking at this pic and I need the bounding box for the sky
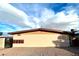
[0,3,79,32]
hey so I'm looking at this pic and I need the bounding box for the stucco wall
[0,38,5,48]
[13,31,69,47]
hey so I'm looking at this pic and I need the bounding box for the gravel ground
[0,47,79,56]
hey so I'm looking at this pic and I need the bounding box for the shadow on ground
[57,47,79,56]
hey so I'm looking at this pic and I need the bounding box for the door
[5,37,13,48]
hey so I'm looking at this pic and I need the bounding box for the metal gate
[5,37,13,48]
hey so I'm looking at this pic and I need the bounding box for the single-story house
[7,28,72,48]
[0,28,77,48]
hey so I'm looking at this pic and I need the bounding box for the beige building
[0,36,5,48]
[8,28,71,48]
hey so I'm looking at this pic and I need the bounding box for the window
[13,40,24,44]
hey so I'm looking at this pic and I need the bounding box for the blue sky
[0,3,79,32]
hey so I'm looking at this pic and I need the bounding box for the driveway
[0,47,79,56]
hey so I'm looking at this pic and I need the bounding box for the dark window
[13,40,24,44]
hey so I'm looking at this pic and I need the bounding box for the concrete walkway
[0,47,79,56]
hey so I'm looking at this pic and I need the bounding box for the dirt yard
[0,47,79,56]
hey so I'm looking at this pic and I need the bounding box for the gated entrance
[5,37,13,48]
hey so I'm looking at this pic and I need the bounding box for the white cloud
[0,4,41,32]
[0,3,79,32]
[40,8,55,22]
[41,6,79,31]
[0,4,30,27]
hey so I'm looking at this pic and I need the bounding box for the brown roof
[0,36,12,38]
[8,28,72,35]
